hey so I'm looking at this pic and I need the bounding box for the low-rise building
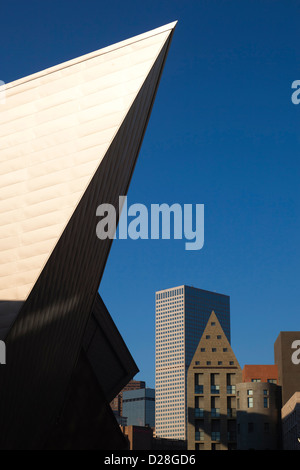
[236,381,282,450]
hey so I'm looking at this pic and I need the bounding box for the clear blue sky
[2,1,300,388]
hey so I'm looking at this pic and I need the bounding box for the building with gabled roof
[187,311,241,450]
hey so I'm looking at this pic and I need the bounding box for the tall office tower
[111,380,146,417]
[122,388,155,427]
[155,285,230,440]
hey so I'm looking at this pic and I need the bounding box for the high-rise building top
[111,380,146,415]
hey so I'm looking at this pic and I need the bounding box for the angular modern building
[155,285,230,440]
[0,22,177,449]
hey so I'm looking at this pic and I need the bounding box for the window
[247,389,253,395]
[264,422,270,433]
[263,397,269,408]
[217,335,221,339]
[247,397,253,408]
[195,431,204,441]
[223,348,227,352]
[211,322,216,326]
[211,432,220,441]
[211,408,220,418]
[201,348,205,352]
[206,335,210,339]
[212,348,217,352]
[251,378,261,383]
[195,374,204,394]
[227,385,235,394]
[211,384,220,394]
[195,408,204,418]
[218,361,222,365]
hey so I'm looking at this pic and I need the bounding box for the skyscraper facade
[122,388,155,427]
[155,285,230,440]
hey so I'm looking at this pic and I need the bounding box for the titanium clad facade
[0,21,176,303]
[0,22,176,449]
[155,285,230,440]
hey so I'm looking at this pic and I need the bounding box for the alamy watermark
[291,340,300,365]
[291,80,300,104]
[96,196,204,251]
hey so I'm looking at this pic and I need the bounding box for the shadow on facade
[187,408,282,450]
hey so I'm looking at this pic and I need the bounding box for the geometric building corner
[0,21,177,449]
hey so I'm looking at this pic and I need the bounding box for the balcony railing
[195,431,204,441]
[195,408,204,418]
[211,408,220,418]
[211,432,221,442]
[228,431,237,441]
[227,408,236,418]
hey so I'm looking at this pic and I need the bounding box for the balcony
[227,385,236,394]
[211,431,221,442]
[211,408,220,418]
[210,385,220,394]
[195,408,204,418]
[195,385,204,394]
[227,408,236,418]
[195,431,204,441]
[228,431,237,441]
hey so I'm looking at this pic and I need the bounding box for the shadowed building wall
[274,331,300,407]
[236,382,282,450]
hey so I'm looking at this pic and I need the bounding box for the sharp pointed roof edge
[189,310,241,368]
[5,21,178,90]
